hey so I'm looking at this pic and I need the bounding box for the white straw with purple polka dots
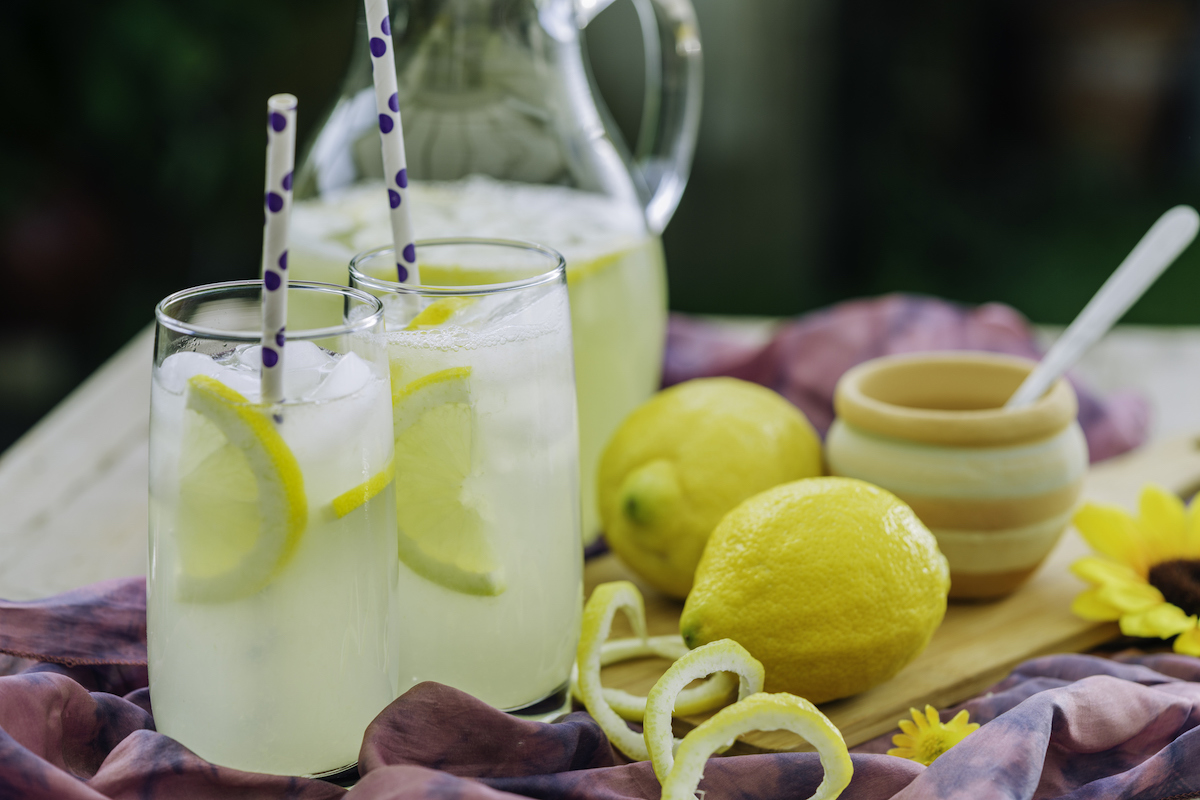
[363,0,420,284]
[260,93,297,406]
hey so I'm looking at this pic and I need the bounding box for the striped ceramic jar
[826,352,1088,600]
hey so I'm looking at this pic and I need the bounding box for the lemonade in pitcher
[291,177,665,540]
[147,283,398,777]
[291,0,701,540]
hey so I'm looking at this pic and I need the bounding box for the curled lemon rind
[644,639,765,782]
[576,581,652,760]
[568,635,739,721]
[660,692,853,800]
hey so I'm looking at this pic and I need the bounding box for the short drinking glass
[148,281,398,777]
[351,239,582,714]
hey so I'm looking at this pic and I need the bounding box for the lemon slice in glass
[404,297,478,330]
[331,458,395,518]
[392,366,505,596]
[174,374,307,603]
[661,692,853,800]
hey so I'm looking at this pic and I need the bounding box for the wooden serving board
[582,433,1200,751]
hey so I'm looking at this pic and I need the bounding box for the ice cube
[157,351,225,393]
[284,341,334,371]
[310,351,371,402]
[279,341,335,399]
[351,221,394,254]
[158,350,260,399]
[220,368,261,400]
[235,345,263,370]
[225,341,336,401]
[290,201,356,243]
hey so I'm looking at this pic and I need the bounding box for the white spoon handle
[1006,205,1199,409]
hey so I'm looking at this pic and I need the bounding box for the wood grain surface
[0,326,153,600]
[583,433,1200,751]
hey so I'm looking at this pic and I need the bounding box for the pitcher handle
[581,0,703,235]
[635,0,702,235]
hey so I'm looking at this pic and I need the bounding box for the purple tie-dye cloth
[2,579,1200,799]
[664,295,1150,462]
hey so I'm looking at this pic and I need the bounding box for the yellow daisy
[1070,484,1200,656]
[887,705,979,765]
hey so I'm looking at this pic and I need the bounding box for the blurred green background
[2,0,1199,451]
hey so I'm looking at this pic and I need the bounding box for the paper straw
[260,93,298,406]
[363,0,420,284]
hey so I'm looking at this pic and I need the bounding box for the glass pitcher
[290,0,702,543]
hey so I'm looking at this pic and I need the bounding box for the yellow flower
[1070,484,1200,656]
[887,705,979,765]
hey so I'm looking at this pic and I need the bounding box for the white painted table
[0,322,1197,601]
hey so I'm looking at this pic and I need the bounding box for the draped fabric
[0,578,1198,799]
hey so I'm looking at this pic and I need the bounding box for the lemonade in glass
[351,239,583,712]
[148,281,398,777]
[291,177,665,542]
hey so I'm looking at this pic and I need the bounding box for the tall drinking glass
[149,281,398,777]
[351,239,582,715]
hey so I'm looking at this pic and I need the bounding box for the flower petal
[944,710,979,735]
[891,734,915,748]
[1186,498,1200,555]
[886,747,916,759]
[1120,603,1191,639]
[1138,484,1189,561]
[1070,556,1143,587]
[898,719,919,737]
[1071,588,1123,621]
[1073,503,1148,575]
[925,705,940,727]
[1097,580,1164,614]
[1174,621,1200,657]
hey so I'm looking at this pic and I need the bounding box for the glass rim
[155,280,385,342]
[349,237,567,297]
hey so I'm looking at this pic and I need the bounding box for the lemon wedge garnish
[392,367,505,596]
[564,249,626,287]
[331,458,395,518]
[404,297,478,330]
[174,374,307,603]
[661,693,853,800]
[644,639,764,781]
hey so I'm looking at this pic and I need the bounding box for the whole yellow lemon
[680,477,949,704]
[598,377,822,599]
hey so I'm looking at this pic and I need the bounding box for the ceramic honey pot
[826,351,1089,600]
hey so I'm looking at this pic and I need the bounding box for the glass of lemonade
[291,177,667,543]
[350,239,583,714]
[148,281,398,777]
